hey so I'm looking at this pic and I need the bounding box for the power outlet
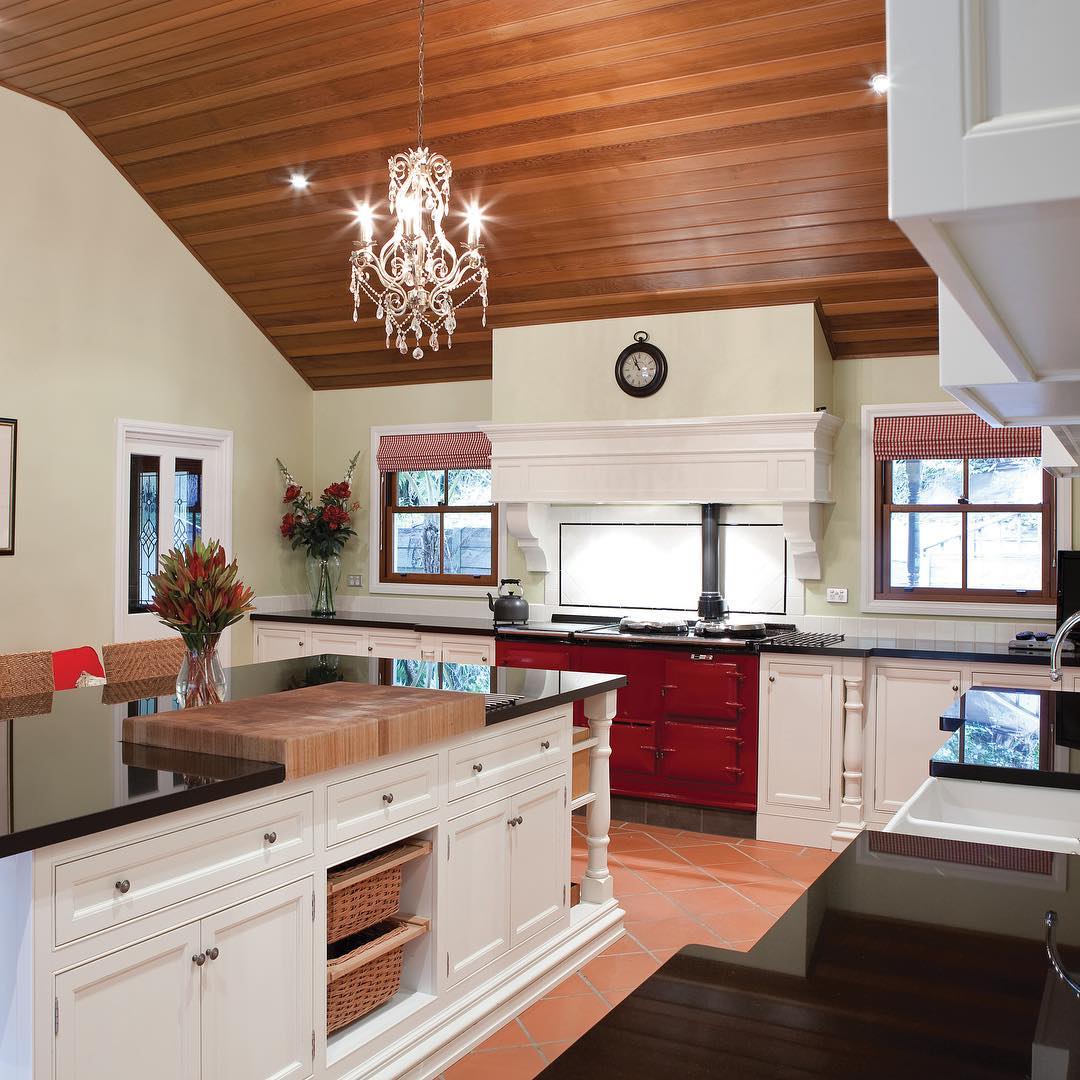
[346,574,363,588]
[826,587,848,604]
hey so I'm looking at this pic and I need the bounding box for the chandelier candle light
[348,0,489,360]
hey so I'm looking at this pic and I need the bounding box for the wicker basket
[326,839,430,944]
[326,917,429,1035]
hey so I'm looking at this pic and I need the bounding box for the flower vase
[176,635,227,709]
[307,552,342,617]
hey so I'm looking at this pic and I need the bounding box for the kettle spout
[486,593,495,612]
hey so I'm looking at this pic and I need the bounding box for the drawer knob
[507,815,523,827]
[482,655,489,663]
[472,762,483,773]
[367,645,373,652]
[768,674,776,682]
[192,953,207,967]
[516,815,524,826]
[540,739,550,750]
[952,684,959,692]
[114,878,131,895]
[206,947,220,961]
[264,831,277,844]
[382,792,394,804]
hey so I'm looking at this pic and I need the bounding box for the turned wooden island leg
[582,689,618,904]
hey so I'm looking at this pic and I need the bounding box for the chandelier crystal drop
[348,0,489,360]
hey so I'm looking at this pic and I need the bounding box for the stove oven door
[660,654,750,724]
[609,722,658,778]
[657,720,745,787]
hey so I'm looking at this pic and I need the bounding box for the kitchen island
[0,656,626,1080]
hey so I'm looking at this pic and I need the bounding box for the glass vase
[306,552,342,617]
[176,634,227,709]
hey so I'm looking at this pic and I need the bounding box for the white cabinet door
[968,669,1058,692]
[201,879,314,1080]
[761,660,835,812]
[367,629,423,661]
[55,923,201,1080]
[873,665,960,815]
[509,777,567,948]
[439,636,495,666]
[444,798,511,986]
[254,627,309,663]
[310,628,368,656]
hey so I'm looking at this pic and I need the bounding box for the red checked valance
[873,414,1041,461]
[376,431,492,473]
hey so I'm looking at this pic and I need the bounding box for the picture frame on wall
[0,418,16,556]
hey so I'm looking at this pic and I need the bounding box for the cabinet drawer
[448,716,567,801]
[326,755,439,846]
[54,793,314,945]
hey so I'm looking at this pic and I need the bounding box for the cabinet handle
[382,792,394,804]
[206,947,219,961]
[114,878,131,894]
[768,674,776,682]
[540,739,550,750]
[472,762,483,773]
[192,953,207,967]
[264,831,277,844]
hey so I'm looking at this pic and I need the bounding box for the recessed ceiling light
[288,173,310,190]
[869,73,890,95]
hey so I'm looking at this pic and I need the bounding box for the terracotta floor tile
[675,844,760,868]
[604,931,647,955]
[538,1040,575,1063]
[628,915,721,951]
[474,1019,532,1051]
[444,1045,546,1080]
[730,877,806,909]
[756,853,836,885]
[736,839,806,857]
[609,867,657,896]
[613,847,695,872]
[648,946,681,963]
[544,972,596,998]
[601,987,633,1007]
[706,862,789,888]
[581,950,660,992]
[670,884,758,918]
[700,906,778,943]
[519,994,610,1044]
[619,889,686,922]
[664,830,739,846]
[632,863,718,893]
[633,823,685,842]
[607,831,667,854]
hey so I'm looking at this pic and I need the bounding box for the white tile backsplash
[797,613,1054,644]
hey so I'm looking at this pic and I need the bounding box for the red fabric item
[376,431,491,473]
[873,414,1040,461]
[52,646,105,691]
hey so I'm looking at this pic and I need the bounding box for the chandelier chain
[416,0,425,147]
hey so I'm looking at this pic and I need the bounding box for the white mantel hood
[488,411,842,582]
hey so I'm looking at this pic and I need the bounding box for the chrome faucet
[1049,610,1080,682]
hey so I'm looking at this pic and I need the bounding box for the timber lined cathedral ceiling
[0,0,937,389]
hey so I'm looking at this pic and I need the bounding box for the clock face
[620,350,658,388]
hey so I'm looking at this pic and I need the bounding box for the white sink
[885,776,1080,854]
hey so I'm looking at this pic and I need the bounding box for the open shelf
[326,988,436,1066]
[570,791,597,811]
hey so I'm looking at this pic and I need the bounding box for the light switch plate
[346,574,363,588]
[826,587,848,603]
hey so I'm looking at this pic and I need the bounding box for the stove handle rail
[1045,910,1080,998]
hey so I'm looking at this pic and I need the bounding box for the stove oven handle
[660,684,677,697]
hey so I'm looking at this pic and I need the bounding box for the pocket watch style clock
[615,330,668,397]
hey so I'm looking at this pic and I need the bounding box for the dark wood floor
[542,911,1070,1078]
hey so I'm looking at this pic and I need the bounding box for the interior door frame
[114,419,234,659]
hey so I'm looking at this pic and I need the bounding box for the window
[873,415,1055,604]
[377,431,497,586]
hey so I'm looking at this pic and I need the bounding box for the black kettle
[487,579,529,624]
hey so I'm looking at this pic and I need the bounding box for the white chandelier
[348,0,489,360]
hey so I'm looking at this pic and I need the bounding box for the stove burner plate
[695,621,768,640]
[618,618,690,636]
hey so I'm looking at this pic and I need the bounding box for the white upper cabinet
[888,0,1080,455]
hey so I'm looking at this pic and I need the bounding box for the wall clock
[614,331,668,398]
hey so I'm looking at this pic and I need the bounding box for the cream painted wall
[491,305,825,423]
[311,381,494,596]
[0,88,313,664]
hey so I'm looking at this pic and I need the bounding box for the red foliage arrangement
[276,451,362,559]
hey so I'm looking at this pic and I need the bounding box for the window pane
[968,512,1043,590]
[396,471,444,506]
[392,513,441,574]
[968,457,1043,504]
[443,512,493,575]
[891,459,963,504]
[128,454,160,613]
[174,458,203,550]
[448,469,492,505]
[889,512,962,588]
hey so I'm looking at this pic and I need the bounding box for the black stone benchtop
[761,634,1080,666]
[543,830,1080,1078]
[250,608,498,636]
[930,685,1080,789]
[0,656,625,859]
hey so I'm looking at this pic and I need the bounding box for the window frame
[859,403,1070,618]
[873,454,1056,604]
[379,467,499,587]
